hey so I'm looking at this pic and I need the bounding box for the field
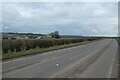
[2,38,99,60]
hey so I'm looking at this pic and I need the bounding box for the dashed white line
[69,51,89,60]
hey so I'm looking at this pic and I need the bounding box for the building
[2,32,47,39]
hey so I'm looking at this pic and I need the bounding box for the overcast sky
[2,2,118,36]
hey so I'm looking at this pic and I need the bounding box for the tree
[51,31,60,38]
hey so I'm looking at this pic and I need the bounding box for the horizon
[2,31,119,37]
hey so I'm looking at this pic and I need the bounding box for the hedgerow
[2,38,96,54]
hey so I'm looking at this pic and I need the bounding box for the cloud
[2,2,118,36]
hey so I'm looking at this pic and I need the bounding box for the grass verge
[2,41,93,60]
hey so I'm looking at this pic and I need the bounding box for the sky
[2,2,118,37]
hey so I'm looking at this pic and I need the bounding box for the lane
[66,39,118,78]
[2,39,117,78]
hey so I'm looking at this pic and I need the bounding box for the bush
[2,38,96,54]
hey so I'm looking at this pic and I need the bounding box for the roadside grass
[117,37,120,44]
[119,38,120,43]
[2,41,91,60]
[0,51,1,60]
[116,38,120,43]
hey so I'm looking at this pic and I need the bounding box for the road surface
[2,39,118,78]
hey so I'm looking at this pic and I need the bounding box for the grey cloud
[2,2,118,36]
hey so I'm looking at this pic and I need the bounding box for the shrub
[2,38,96,54]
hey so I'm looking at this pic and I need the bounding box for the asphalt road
[2,39,118,78]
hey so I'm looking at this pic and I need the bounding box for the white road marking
[108,52,116,78]
[3,58,27,64]
[70,56,78,60]
[70,51,88,60]
[118,64,119,66]
[3,46,81,64]
[56,64,59,66]
[68,76,71,78]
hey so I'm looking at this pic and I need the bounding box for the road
[2,39,118,78]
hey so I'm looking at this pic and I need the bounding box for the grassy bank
[118,38,120,43]
[116,38,120,43]
[2,40,92,60]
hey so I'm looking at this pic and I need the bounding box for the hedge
[2,38,96,54]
